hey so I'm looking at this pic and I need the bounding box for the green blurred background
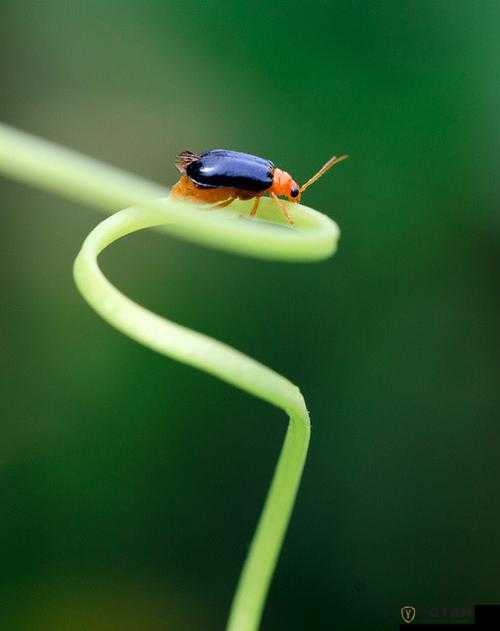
[1,1,499,629]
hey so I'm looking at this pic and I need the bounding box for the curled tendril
[0,122,340,631]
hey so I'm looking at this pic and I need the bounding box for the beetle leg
[270,192,294,225]
[249,196,261,218]
[209,197,235,210]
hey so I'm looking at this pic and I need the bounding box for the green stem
[0,122,340,631]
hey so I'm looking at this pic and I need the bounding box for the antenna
[300,154,348,193]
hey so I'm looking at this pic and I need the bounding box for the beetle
[170,149,348,225]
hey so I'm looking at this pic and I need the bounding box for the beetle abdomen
[186,149,274,192]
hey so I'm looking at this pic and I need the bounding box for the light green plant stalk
[0,122,340,631]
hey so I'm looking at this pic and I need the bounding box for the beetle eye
[290,185,299,198]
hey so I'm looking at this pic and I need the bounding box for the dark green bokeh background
[1,2,499,629]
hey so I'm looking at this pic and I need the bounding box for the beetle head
[273,169,302,203]
[288,181,301,203]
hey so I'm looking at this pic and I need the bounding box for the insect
[170,149,348,225]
